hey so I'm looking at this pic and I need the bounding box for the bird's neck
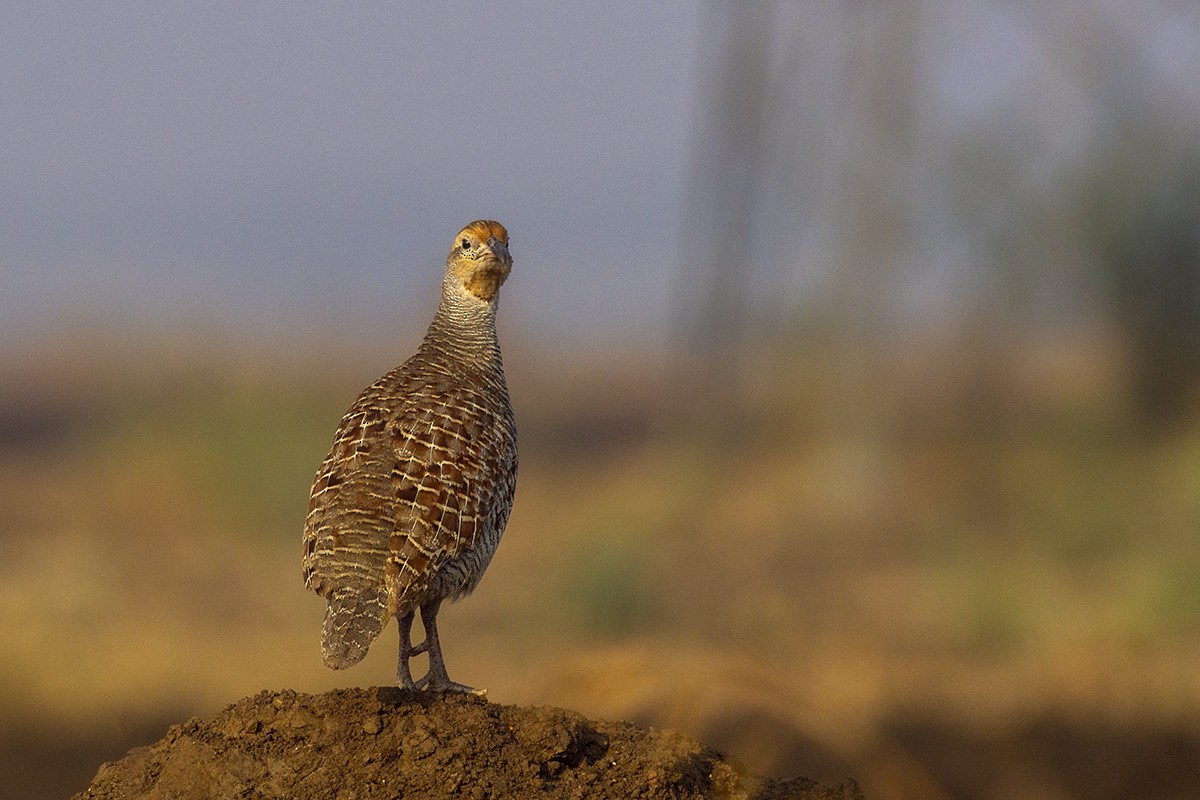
[419,285,503,372]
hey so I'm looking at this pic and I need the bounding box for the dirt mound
[72,688,863,800]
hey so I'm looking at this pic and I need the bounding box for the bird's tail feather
[321,586,390,669]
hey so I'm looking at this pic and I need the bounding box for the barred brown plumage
[302,220,517,693]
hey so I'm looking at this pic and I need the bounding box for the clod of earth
[73,688,864,800]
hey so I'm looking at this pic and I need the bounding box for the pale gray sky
[1,2,700,344]
[4,2,1197,350]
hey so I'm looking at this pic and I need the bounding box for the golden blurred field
[3,328,1200,800]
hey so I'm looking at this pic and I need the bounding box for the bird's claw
[408,673,485,695]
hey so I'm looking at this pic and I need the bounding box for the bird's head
[446,220,511,304]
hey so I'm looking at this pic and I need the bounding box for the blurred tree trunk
[671,1,778,430]
[1092,158,1200,430]
[673,1,923,445]
[823,1,921,446]
[1046,8,1200,431]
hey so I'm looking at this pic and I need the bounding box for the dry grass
[3,330,1200,799]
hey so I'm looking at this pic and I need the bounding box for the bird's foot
[412,673,486,695]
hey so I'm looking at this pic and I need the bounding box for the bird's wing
[382,379,493,608]
[302,379,408,668]
[302,384,399,597]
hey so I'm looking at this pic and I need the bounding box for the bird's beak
[485,237,511,265]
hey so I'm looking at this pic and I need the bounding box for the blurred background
[3,2,1200,799]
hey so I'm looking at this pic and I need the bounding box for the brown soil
[71,688,864,800]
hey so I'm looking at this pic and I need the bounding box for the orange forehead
[458,219,508,245]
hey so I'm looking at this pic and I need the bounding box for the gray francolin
[303,220,517,693]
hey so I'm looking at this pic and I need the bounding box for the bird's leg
[396,609,428,689]
[413,600,485,695]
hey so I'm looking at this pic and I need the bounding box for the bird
[302,220,517,693]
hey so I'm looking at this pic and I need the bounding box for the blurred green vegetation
[93,376,335,542]
[9,333,1200,658]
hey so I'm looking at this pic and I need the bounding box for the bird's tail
[321,586,390,669]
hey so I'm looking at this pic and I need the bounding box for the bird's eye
[461,238,472,250]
